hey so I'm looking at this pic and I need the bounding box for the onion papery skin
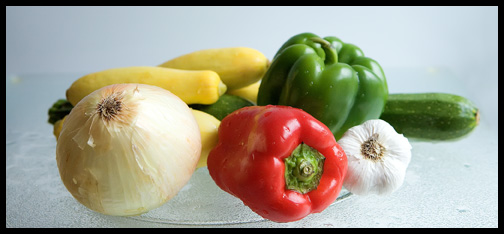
[56,83,201,216]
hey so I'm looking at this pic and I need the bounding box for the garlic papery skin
[338,119,412,196]
[56,83,201,216]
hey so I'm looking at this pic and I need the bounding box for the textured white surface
[6,68,497,227]
[6,6,498,227]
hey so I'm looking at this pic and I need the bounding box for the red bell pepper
[207,105,348,223]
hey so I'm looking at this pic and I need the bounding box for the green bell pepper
[257,32,388,140]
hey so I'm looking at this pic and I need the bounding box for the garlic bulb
[56,83,201,216]
[338,119,412,196]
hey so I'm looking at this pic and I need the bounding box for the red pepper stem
[284,143,325,194]
[310,37,338,65]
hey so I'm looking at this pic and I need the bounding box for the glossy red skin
[207,105,347,223]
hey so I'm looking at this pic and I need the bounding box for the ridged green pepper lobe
[257,33,388,139]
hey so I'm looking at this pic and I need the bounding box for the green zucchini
[48,99,73,125]
[379,93,479,140]
[189,94,255,120]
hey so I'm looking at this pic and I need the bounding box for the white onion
[56,83,201,216]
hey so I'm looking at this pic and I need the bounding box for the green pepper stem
[284,143,325,194]
[310,37,338,65]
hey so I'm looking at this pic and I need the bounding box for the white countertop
[5,67,498,227]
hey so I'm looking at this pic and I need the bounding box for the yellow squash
[227,80,261,104]
[53,115,67,140]
[53,110,220,168]
[190,109,220,168]
[66,66,227,106]
[159,47,269,90]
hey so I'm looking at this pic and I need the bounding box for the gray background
[6,6,498,124]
